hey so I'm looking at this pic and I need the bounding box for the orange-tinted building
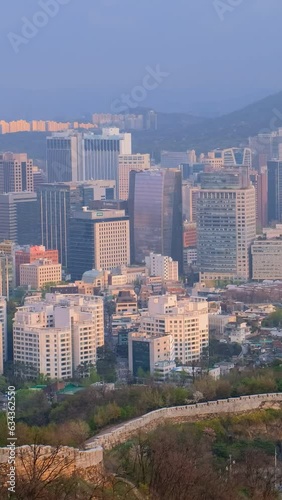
[183,221,197,248]
[15,245,59,286]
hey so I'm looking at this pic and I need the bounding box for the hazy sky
[0,0,281,113]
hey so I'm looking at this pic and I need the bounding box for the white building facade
[141,295,209,365]
[13,294,104,379]
[145,252,179,281]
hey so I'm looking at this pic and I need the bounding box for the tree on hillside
[262,308,282,328]
[5,361,39,387]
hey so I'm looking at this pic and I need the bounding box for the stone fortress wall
[0,445,103,471]
[1,394,282,469]
[86,393,282,450]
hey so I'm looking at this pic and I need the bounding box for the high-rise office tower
[47,129,132,183]
[118,154,150,200]
[33,167,47,190]
[0,192,39,245]
[197,168,256,283]
[82,128,132,182]
[46,132,82,183]
[182,182,200,221]
[13,294,104,379]
[267,161,282,223]
[37,181,118,269]
[249,133,273,161]
[128,169,183,271]
[0,153,34,193]
[161,150,196,169]
[141,295,209,365]
[69,208,130,280]
[79,180,116,206]
[271,129,282,160]
[249,167,268,230]
[37,184,71,268]
[146,110,158,130]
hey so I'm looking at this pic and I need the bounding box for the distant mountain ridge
[133,90,282,156]
[1,90,282,161]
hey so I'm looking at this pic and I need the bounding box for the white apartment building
[0,298,7,374]
[145,253,179,282]
[20,259,62,289]
[141,295,209,365]
[13,294,104,379]
[118,154,150,200]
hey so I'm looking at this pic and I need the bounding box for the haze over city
[1,1,282,499]
[0,0,281,116]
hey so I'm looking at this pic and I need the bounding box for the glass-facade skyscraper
[0,192,39,245]
[37,184,71,268]
[128,169,183,272]
[267,161,282,223]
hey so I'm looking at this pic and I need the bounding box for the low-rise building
[252,238,282,280]
[145,252,179,282]
[15,245,59,286]
[116,290,138,315]
[20,259,62,289]
[229,322,250,344]
[209,313,236,335]
[128,331,175,380]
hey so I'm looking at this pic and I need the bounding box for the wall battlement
[0,444,103,471]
